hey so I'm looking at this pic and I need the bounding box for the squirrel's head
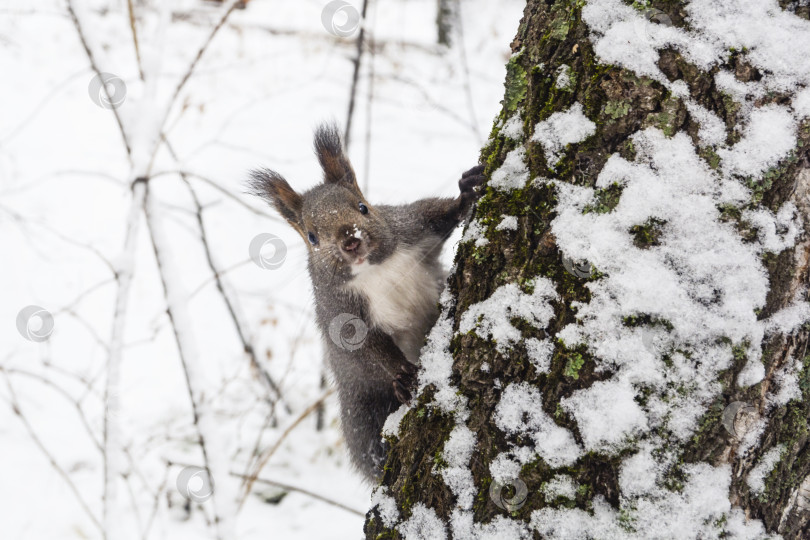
[249,123,394,276]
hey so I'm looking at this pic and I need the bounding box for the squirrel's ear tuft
[248,168,304,229]
[313,122,359,190]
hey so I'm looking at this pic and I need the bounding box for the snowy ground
[0,1,523,538]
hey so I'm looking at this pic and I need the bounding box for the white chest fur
[345,244,445,363]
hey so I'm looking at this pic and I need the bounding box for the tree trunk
[436,0,456,46]
[366,1,810,539]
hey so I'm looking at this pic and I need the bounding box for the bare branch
[165,0,242,119]
[187,258,252,300]
[53,278,115,318]
[163,135,289,412]
[234,473,364,517]
[454,0,483,145]
[65,0,132,161]
[169,458,364,517]
[143,181,236,540]
[126,0,144,80]
[4,368,103,452]
[1,370,103,533]
[150,168,281,221]
[103,181,147,540]
[361,0,379,194]
[238,388,335,509]
[344,0,371,149]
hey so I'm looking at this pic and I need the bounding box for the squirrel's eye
[358,202,369,215]
[307,232,318,245]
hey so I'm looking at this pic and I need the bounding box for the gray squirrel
[249,123,485,481]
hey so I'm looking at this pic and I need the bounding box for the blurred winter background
[0,0,522,538]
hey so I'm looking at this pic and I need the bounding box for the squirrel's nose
[342,237,361,253]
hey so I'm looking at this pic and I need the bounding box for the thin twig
[126,0,144,80]
[123,472,144,533]
[4,367,103,453]
[240,408,278,490]
[167,1,242,112]
[169,458,364,517]
[141,464,170,540]
[1,370,104,534]
[150,168,281,221]
[187,258,253,300]
[344,0,371,149]
[361,0,378,194]
[453,0,482,145]
[53,278,115,317]
[237,388,335,510]
[5,212,118,276]
[384,73,477,132]
[235,474,364,517]
[169,145,289,412]
[0,69,88,148]
[62,308,112,353]
[65,0,132,161]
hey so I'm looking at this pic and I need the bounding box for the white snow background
[0,1,524,538]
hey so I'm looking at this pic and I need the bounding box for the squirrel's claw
[393,379,411,404]
[459,165,486,193]
[393,365,417,404]
[457,164,486,217]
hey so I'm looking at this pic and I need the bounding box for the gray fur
[249,123,484,481]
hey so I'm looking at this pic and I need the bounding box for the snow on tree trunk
[365,1,810,539]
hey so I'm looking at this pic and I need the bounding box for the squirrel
[249,123,485,481]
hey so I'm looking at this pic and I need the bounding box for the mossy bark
[365,1,810,538]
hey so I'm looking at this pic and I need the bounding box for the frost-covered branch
[144,182,237,540]
[66,1,246,537]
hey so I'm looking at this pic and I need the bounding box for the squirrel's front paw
[392,363,417,404]
[459,164,485,193]
[457,165,486,216]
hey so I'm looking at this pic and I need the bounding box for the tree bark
[366,1,810,539]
